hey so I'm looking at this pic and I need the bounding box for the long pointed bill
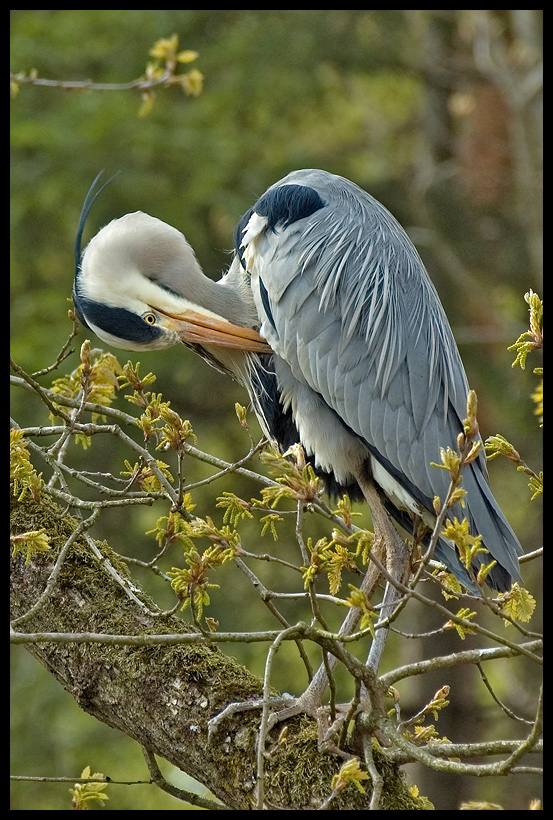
[158,307,272,353]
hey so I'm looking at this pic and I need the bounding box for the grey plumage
[73,169,523,592]
[237,169,522,590]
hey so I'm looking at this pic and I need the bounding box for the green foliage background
[11,10,541,810]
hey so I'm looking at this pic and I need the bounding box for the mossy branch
[10,494,423,811]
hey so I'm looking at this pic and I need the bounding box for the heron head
[72,174,270,355]
[74,211,213,351]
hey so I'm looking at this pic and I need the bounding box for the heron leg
[356,475,410,673]
[259,513,388,733]
[209,477,407,747]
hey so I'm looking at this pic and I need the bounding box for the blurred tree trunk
[416,9,542,285]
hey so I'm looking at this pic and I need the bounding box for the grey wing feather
[253,171,472,487]
[246,170,522,585]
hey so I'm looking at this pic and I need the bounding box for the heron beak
[157,307,272,353]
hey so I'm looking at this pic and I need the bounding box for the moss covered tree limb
[10,495,427,811]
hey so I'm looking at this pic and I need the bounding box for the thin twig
[141,745,229,810]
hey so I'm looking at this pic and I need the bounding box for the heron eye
[143,313,156,325]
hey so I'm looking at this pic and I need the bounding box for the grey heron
[73,170,523,700]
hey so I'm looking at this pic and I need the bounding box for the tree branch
[10,494,425,810]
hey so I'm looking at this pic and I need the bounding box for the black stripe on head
[72,289,164,345]
[74,171,120,274]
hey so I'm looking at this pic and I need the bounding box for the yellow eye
[143,313,156,325]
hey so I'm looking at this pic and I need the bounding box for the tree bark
[10,495,426,810]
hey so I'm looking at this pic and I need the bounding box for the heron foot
[207,694,295,743]
[208,689,372,760]
[265,690,368,759]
